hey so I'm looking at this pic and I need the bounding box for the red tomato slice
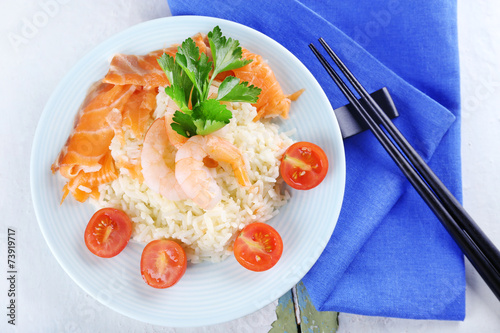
[141,240,187,289]
[84,208,132,258]
[233,222,283,272]
[280,141,328,190]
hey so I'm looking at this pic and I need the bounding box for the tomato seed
[95,218,115,244]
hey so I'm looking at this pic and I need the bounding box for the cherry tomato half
[233,222,283,272]
[140,240,187,289]
[84,208,133,258]
[280,141,328,190]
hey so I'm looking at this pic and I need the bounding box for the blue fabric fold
[167,0,465,320]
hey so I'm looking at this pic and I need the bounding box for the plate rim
[30,15,346,327]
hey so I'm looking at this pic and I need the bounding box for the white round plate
[31,16,345,327]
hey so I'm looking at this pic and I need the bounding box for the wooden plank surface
[271,282,338,333]
[270,290,299,333]
[296,282,338,333]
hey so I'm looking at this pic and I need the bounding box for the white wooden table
[1,0,499,331]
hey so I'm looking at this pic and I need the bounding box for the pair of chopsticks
[310,38,500,301]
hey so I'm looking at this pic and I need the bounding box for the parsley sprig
[157,26,261,138]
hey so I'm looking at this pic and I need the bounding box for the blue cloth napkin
[168,0,465,320]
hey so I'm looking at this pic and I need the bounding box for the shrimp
[141,117,187,201]
[175,135,251,210]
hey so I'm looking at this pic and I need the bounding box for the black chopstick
[317,38,500,272]
[310,40,500,301]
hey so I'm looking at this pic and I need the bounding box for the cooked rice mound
[91,88,294,263]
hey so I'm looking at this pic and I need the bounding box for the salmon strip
[103,33,209,88]
[122,87,157,138]
[86,150,119,187]
[61,151,118,203]
[103,52,169,88]
[52,84,136,197]
[107,106,146,183]
[231,48,291,121]
[78,81,115,110]
[116,161,144,183]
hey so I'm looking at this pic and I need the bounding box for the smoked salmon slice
[122,87,157,138]
[52,83,136,201]
[61,151,118,203]
[103,52,169,88]
[231,48,292,121]
[103,33,209,88]
[107,103,147,183]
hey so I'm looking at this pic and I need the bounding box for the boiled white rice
[91,88,294,263]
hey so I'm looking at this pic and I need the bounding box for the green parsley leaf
[217,76,261,103]
[157,54,193,112]
[158,26,259,138]
[208,26,252,80]
[191,99,233,135]
[175,38,212,103]
[171,111,198,138]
